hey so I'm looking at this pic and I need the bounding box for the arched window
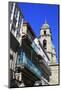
[44,30,46,35]
[43,39,47,49]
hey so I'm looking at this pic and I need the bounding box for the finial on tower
[41,17,49,29]
[45,17,47,24]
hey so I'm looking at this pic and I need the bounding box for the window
[43,39,47,49]
[10,3,13,14]
[10,54,13,60]
[14,7,18,19]
[17,51,23,65]
[13,16,17,26]
[16,29,20,38]
[11,23,16,31]
[27,30,33,42]
[18,16,21,26]
[9,3,13,19]
[44,30,46,35]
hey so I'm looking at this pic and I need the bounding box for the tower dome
[41,20,50,29]
[41,23,50,29]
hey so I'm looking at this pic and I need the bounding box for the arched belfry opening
[43,39,47,50]
[44,30,46,35]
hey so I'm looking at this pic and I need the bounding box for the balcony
[31,41,51,75]
[16,51,42,79]
[31,41,49,65]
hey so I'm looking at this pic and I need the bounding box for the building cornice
[46,51,56,55]
[41,34,51,37]
[50,64,59,66]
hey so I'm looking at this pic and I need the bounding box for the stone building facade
[9,2,59,87]
[9,2,51,87]
[49,64,59,85]
[39,21,59,85]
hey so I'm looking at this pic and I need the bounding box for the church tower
[39,20,56,65]
[39,20,58,85]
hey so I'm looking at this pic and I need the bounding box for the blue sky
[17,2,59,63]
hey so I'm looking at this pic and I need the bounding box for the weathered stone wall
[49,64,59,85]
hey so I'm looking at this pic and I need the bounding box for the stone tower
[39,20,59,85]
[39,20,53,64]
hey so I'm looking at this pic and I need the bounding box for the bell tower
[39,20,54,64]
[39,19,58,85]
